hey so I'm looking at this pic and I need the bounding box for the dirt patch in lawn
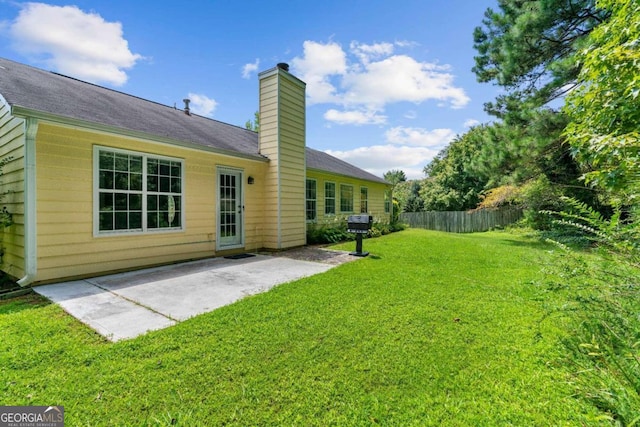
[266,245,358,266]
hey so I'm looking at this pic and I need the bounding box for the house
[0,58,390,285]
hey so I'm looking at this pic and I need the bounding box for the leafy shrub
[307,216,403,244]
[306,221,353,245]
[390,221,407,232]
[477,185,520,209]
[542,200,640,423]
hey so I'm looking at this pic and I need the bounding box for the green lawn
[0,229,605,425]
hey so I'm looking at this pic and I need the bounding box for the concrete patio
[34,253,340,341]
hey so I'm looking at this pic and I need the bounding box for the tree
[404,181,424,213]
[563,0,640,203]
[421,127,487,211]
[383,169,407,188]
[471,0,613,225]
[473,0,608,118]
[245,111,260,132]
[383,169,407,221]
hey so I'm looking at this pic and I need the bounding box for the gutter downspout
[17,117,38,286]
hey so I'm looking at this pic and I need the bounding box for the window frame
[360,186,368,213]
[340,184,354,213]
[324,181,336,216]
[305,178,317,222]
[384,190,391,214]
[93,146,185,237]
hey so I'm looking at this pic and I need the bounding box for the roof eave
[306,166,390,186]
[10,105,268,163]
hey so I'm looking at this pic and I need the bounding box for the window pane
[130,212,142,229]
[147,195,158,210]
[160,176,170,192]
[172,212,181,227]
[114,154,129,171]
[115,172,129,190]
[147,212,158,229]
[99,171,114,189]
[147,159,158,175]
[159,161,170,176]
[159,195,168,210]
[99,212,113,231]
[171,177,181,193]
[100,193,114,211]
[115,193,128,210]
[129,194,142,210]
[130,157,142,173]
[115,212,128,229]
[99,151,114,170]
[130,173,142,191]
[147,175,158,192]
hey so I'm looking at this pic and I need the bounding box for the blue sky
[0,0,499,179]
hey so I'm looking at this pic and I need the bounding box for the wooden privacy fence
[400,208,523,233]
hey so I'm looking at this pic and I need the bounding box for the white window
[94,146,184,235]
[306,179,317,221]
[360,187,368,213]
[384,191,391,214]
[325,182,336,215]
[340,184,354,213]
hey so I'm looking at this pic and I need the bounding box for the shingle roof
[306,147,386,183]
[0,57,387,184]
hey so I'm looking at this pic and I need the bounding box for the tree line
[388,0,638,236]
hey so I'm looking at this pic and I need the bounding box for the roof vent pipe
[276,62,289,72]
[183,98,191,115]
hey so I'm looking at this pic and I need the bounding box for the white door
[217,168,243,249]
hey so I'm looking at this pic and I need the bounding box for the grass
[0,229,607,425]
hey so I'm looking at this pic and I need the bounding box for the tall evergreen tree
[473,0,608,119]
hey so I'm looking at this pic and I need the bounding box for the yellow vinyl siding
[258,71,280,248]
[0,102,26,278]
[277,70,306,248]
[306,169,391,224]
[33,123,266,282]
[259,66,306,249]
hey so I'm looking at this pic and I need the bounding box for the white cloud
[464,119,480,128]
[291,40,347,105]
[291,39,470,115]
[326,144,437,180]
[242,58,259,79]
[324,109,387,126]
[385,126,455,147]
[188,93,218,117]
[350,41,394,64]
[8,3,142,86]
[342,55,469,109]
